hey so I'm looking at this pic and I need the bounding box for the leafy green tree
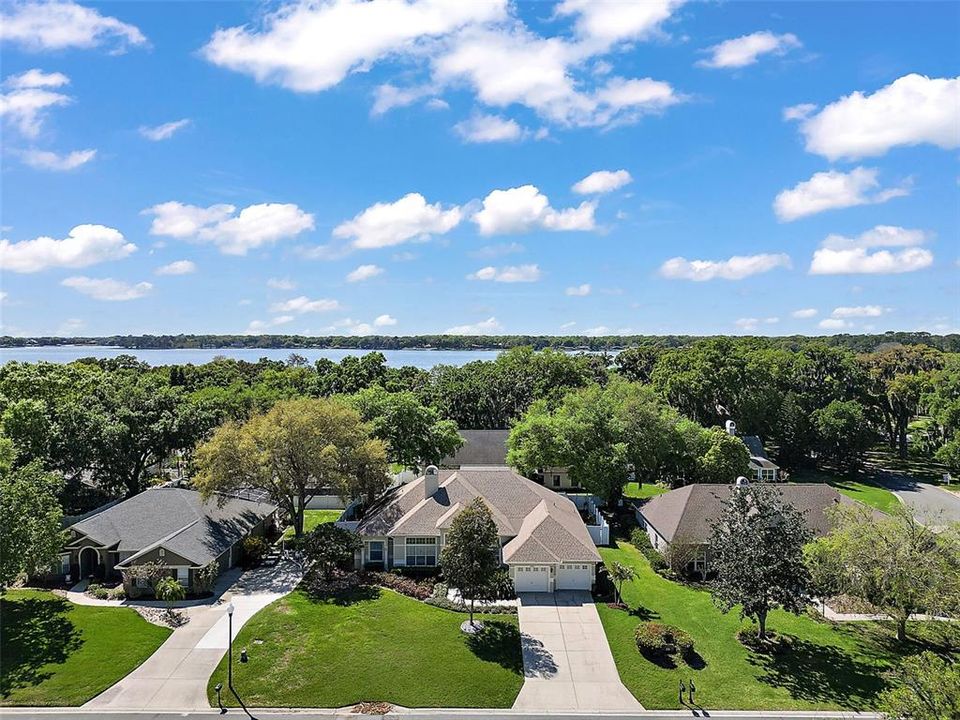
[440,498,500,628]
[709,484,812,640]
[609,561,635,605]
[810,504,960,641]
[776,391,815,471]
[194,397,388,537]
[878,652,959,720]
[300,523,362,580]
[698,428,750,483]
[352,387,462,468]
[1,398,52,466]
[155,576,186,613]
[0,454,66,590]
[812,399,874,476]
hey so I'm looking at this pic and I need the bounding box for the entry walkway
[84,561,302,710]
[512,591,642,712]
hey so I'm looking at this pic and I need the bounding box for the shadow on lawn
[465,622,524,674]
[302,580,382,606]
[0,595,82,698]
[748,633,884,709]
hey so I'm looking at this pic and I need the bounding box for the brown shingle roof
[639,483,870,545]
[441,429,510,467]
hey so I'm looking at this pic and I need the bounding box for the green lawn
[624,482,669,500]
[207,587,523,708]
[1,589,171,706]
[790,469,900,515]
[597,543,956,710]
[282,509,342,539]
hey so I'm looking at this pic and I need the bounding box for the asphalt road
[874,472,960,526]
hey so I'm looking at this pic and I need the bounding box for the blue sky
[1,0,957,338]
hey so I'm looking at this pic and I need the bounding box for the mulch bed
[352,701,392,714]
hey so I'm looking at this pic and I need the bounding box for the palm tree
[155,576,186,617]
[610,562,635,606]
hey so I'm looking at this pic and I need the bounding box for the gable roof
[441,429,510,467]
[69,487,276,567]
[356,467,600,564]
[638,483,870,545]
[741,435,769,459]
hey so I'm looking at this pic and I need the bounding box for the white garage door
[556,563,593,590]
[514,565,550,592]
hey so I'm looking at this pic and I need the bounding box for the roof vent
[725,420,737,436]
[424,465,439,499]
[735,476,749,488]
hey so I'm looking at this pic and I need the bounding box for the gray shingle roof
[357,467,600,564]
[742,435,769,459]
[69,487,276,567]
[639,483,871,545]
[442,429,510,467]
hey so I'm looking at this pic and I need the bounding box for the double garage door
[514,564,594,592]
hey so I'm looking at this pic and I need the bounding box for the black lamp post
[225,602,255,719]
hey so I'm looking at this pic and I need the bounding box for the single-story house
[58,487,277,594]
[442,428,581,490]
[742,435,780,482]
[350,465,601,593]
[637,483,870,576]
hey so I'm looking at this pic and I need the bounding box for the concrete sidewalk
[512,591,642,712]
[83,561,302,710]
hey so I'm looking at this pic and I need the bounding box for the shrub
[369,571,434,600]
[630,528,669,573]
[242,536,270,567]
[194,560,219,595]
[432,582,450,599]
[635,622,696,662]
[487,569,516,600]
[107,585,126,600]
[424,596,517,615]
[87,583,108,600]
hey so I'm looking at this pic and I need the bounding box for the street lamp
[225,602,255,719]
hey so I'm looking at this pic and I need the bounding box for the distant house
[350,466,601,593]
[58,487,276,594]
[636,483,870,576]
[442,428,581,490]
[742,435,779,482]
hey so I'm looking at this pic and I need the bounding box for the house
[442,428,581,490]
[349,465,601,593]
[636,482,869,576]
[742,435,779,482]
[58,487,277,594]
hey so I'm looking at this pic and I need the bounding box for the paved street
[513,591,642,712]
[874,472,960,527]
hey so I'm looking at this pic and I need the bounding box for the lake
[0,345,512,368]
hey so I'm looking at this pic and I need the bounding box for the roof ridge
[116,517,202,566]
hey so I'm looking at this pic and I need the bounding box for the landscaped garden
[597,542,957,710]
[0,589,171,706]
[790,469,900,514]
[206,587,524,708]
[281,509,342,539]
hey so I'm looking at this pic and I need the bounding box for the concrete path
[819,604,956,623]
[512,591,642,712]
[83,561,302,711]
[874,471,960,527]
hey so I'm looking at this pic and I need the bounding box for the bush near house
[635,622,695,663]
[630,528,669,573]
[242,536,270,568]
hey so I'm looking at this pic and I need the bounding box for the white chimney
[735,476,749,488]
[725,420,737,436]
[424,465,439,499]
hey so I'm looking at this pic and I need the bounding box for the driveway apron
[512,591,643,711]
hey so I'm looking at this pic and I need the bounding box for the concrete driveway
[84,561,302,710]
[874,472,960,527]
[512,591,642,711]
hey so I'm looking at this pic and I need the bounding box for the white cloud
[155,260,197,276]
[244,315,296,334]
[782,103,816,121]
[572,169,632,194]
[798,74,960,160]
[560,320,577,330]
[467,264,541,282]
[659,253,791,281]
[201,0,686,130]
[270,296,340,314]
[734,317,780,331]
[267,277,297,290]
[471,242,524,258]
[818,318,850,330]
[61,276,152,301]
[584,325,610,336]
[565,283,591,296]
[202,0,504,93]
[56,317,85,335]
[810,225,934,275]
[139,119,190,141]
[20,148,95,171]
[773,167,908,222]
[346,264,384,282]
[697,31,801,69]
[1,69,71,137]
[454,113,524,143]
[333,193,461,249]
[374,314,397,327]
[791,308,818,318]
[832,305,886,318]
[1,224,136,273]
[472,185,595,235]
[444,316,503,334]
[0,0,146,52]
[144,201,315,255]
